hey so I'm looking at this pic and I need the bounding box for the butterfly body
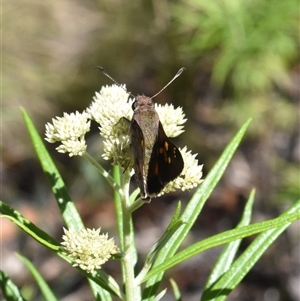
[130,95,184,201]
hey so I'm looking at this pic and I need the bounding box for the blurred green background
[2,0,299,300]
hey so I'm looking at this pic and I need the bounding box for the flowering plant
[1,84,299,301]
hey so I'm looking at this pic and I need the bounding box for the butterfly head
[132,95,155,112]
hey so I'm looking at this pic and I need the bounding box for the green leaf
[0,270,27,301]
[146,202,183,266]
[16,254,58,301]
[89,280,113,301]
[167,201,182,230]
[170,278,182,301]
[0,201,60,251]
[136,203,183,283]
[142,119,252,300]
[201,198,300,301]
[141,207,299,282]
[82,151,121,193]
[153,289,167,301]
[22,108,83,231]
[130,188,141,205]
[148,221,183,267]
[204,189,255,289]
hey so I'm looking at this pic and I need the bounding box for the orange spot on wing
[154,163,159,175]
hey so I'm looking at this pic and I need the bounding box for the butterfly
[130,94,184,201]
[98,67,185,201]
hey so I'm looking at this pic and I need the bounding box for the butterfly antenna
[151,67,185,99]
[96,66,134,96]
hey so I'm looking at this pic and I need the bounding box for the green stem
[120,171,141,301]
[128,198,144,214]
[113,166,124,249]
[84,152,141,299]
[83,151,122,193]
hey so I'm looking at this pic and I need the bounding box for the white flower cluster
[45,84,203,195]
[61,228,119,273]
[161,147,203,195]
[86,85,133,167]
[45,111,90,156]
[87,85,189,170]
[155,103,186,137]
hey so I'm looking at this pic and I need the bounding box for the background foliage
[2,0,299,300]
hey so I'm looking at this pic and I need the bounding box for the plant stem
[83,151,121,193]
[128,198,144,213]
[120,171,140,301]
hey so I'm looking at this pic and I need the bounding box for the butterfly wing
[147,122,184,196]
[130,119,147,198]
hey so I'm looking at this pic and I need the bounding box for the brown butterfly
[98,67,185,202]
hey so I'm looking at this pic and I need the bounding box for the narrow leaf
[0,201,59,251]
[0,270,27,301]
[170,278,182,301]
[16,254,58,301]
[204,189,255,289]
[90,279,113,301]
[22,109,83,231]
[167,201,182,230]
[153,289,167,301]
[141,209,299,282]
[201,198,300,301]
[136,215,183,283]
